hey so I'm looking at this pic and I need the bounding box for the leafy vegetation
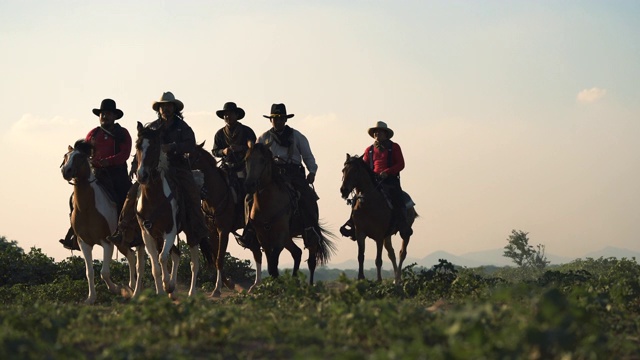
[1,235,639,359]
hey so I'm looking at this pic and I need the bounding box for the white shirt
[257,127,318,175]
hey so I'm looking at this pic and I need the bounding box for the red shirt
[85,126,132,168]
[362,141,405,175]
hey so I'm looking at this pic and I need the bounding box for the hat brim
[152,100,184,112]
[263,114,294,119]
[216,108,245,120]
[368,127,394,139]
[93,108,124,120]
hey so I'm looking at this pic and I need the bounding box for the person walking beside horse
[246,103,320,248]
[59,98,132,251]
[108,91,209,248]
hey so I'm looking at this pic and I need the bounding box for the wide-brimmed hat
[152,91,184,112]
[367,121,394,139]
[216,102,245,120]
[92,99,123,120]
[263,103,294,119]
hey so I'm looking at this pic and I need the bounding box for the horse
[191,143,306,293]
[134,121,201,297]
[60,140,145,304]
[189,143,267,295]
[340,154,418,283]
[244,142,336,284]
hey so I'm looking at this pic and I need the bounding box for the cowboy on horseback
[108,92,209,247]
[242,103,320,248]
[59,99,133,251]
[341,121,413,239]
[211,102,257,245]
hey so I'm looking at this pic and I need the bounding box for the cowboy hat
[92,99,123,120]
[367,121,394,139]
[152,91,184,112]
[263,103,294,119]
[216,102,245,120]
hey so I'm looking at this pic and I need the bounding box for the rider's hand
[379,171,388,179]
[307,172,316,184]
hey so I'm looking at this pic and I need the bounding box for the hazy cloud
[577,87,607,103]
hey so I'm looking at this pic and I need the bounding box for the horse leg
[374,238,384,282]
[396,235,410,284]
[143,233,164,295]
[160,234,177,294]
[211,230,227,298]
[188,244,200,297]
[132,245,145,298]
[356,232,366,280]
[306,242,317,285]
[79,239,97,304]
[119,247,137,293]
[383,236,400,284]
[99,241,119,294]
[249,246,263,293]
[284,239,302,278]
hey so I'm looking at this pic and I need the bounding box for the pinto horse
[340,154,418,283]
[60,140,145,304]
[244,143,336,284]
[134,121,200,297]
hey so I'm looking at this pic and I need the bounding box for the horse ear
[197,141,205,149]
[346,153,350,161]
[68,145,73,152]
[137,121,143,132]
[247,140,253,149]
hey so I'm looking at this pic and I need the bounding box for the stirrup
[59,235,80,251]
[339,222,356,241]
[234,227,256,249]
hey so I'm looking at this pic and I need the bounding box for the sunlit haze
[1,1,639,267]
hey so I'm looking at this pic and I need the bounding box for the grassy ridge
[1,256,639,359]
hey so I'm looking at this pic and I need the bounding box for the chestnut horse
[189,143,267,295]
[61,140,145,304]
[340,154,418,283]
[244,143,336,284]
[134,121,200,297]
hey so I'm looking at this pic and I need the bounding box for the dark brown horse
[61,140,145,304]
[340,154,417,283]
[135,121,200,297]
[244,143,336,284]
[189,143,268,295]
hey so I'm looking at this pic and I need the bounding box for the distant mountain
[582,246,640,261]
[322,246,639,270]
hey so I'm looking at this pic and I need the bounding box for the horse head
[244,142,273,194]
[61,140,93,182]
[135,121,166,185]
[340,153,364,199]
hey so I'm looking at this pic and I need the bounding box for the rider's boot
[59,227,80,251]
[339,219,356,241]
[235,223,257,249]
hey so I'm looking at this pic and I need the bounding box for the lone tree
[503,230,549,270]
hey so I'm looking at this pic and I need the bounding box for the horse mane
[136,124,169,172]
[346,155,377,184]
[73,139,93,155]
[248,143,287,185]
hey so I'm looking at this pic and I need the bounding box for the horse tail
[315,221,338,266]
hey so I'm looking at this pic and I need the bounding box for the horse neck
[72,173,99,212]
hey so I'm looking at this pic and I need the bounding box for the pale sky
[1,1,639,267]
